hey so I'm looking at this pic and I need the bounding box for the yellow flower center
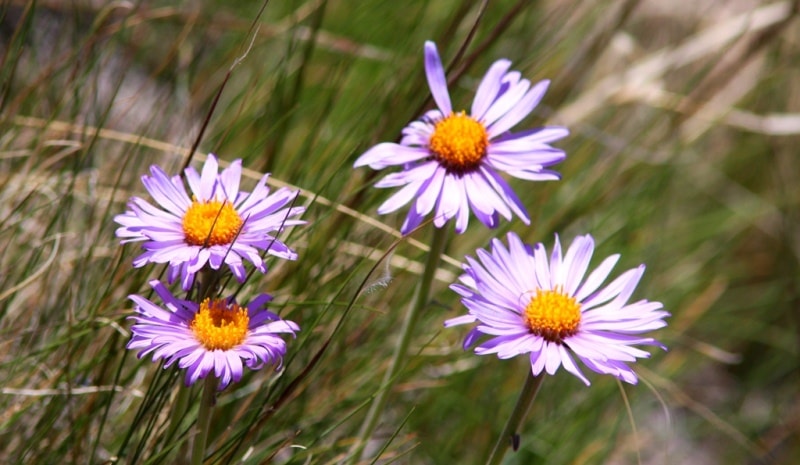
[182,199,243,247]
[190,298,249,351]
[523,287,581,343]
[428,111,488,174]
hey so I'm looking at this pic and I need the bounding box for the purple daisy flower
[127,280,299,390]
[115,154,305,290]
[354,41,568,234]
[445,233,668,385]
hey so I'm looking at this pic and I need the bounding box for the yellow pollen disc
[190,298,249,351]
[182,199,243,246]
[523,287,581,343]
[428,111,488,173]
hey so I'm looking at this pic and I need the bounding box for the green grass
[1,1,799,464]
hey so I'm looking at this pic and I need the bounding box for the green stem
[347,226,449,463]
[165,383,192,443]
[197,267,219,302]
[191,375,218,465]
[485,372,544,465]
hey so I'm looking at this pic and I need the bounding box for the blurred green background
[1,1,798,463]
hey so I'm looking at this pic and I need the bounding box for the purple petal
[543,341,563,375]
[481,77,530,128]
[463,180,503,228]
[558,344,591,385]
[198,155,219,200]
[582,266,644,310]
[532,242,551,289]
[549,234,563,286]
[529,339,548,375]
[560,234,594,295]
[424,41,452,115]
[575,254,620,302]
[218,159,242,201]
[142,167,190,216]
[415,166,447,216]
[494,126,569,145]
[479,167,529,224]
[400,204,426,235]
[374,161,437,188]
[488,80,550,138]
[472,59,512,120]
[377,179,426,214]
[444,314,477,327]
[354,143,429,169]
[184,165,202,200]
[433,174,462,229]
[505,169,562,182]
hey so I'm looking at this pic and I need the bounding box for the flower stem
[191,375,218,465]
[485,372,544,465]
[197,267,219,301]
[347,226,449,463]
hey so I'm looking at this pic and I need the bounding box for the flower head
[354,41,568,234]
[127,280,299,389]
[445,233,668,385]
[115,155,305,290]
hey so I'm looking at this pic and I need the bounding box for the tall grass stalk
[348,225,449,463]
